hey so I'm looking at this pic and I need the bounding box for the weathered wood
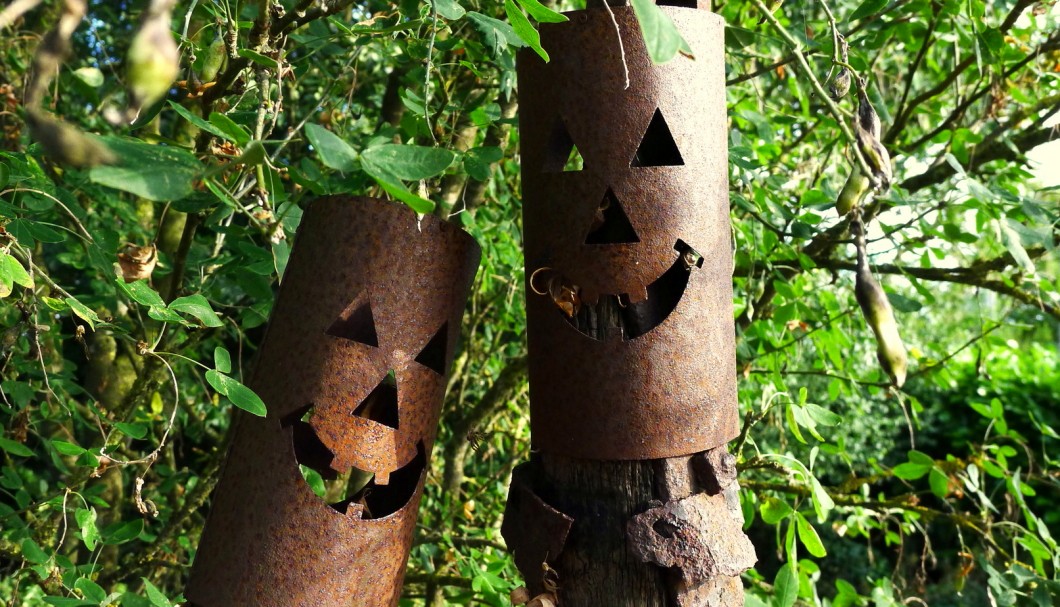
[538,454,668,607]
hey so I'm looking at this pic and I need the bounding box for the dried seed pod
[527,594,557,607]
[854,83,892,189]
[853,222,907,387]
[26,110,116,168]
[836,169,870,216]
[856,84,881,140]
[117,243,158,282]
[126,0,179,121]
[510,587,531,605]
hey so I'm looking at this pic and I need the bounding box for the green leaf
[141,578,173,607]
[760,496,793,524]
[360,144,457,181]
[114,422,148,440]
[65,297,101,330]
[73,66,105,88]
[467,12,526,56]
[21,538,49,564]
[90,138,201,201]
[42,599,95,607]
[117,279,166,308]
[795,512,827,557]
[167,101,229,140]
[434,0,466,20]
[169,294,224,328]
[804,403,842,427]
[999,218,1035,274]
[892,462,930,480]
[206,370,267,416]
[214,347,232,374]
[505,0,549,62]
[374,178,435,214]
[304,123,359,172]
[147,306,185,324]
[630,0,691,64]
[849,0,888,21]
[52,440,86,456]
[73,576,107,601]
[0,437,33,457]
[929,467,951,499]
[463,146,503,181]
[208,112,251,147]
[774,562,798,607]
[75,508,99,551]
[237,48,280,69]
[74,578,107,603]
[0,252,33,289]
[299,464,327,498]
[516,0,567,23]
[102,519,144,544]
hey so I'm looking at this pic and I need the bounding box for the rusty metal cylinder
[520,4,737,460]
[186,197,480,607]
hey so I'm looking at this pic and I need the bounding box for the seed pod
[829,68,851,100]
[126,0,180,121]
[836,169,870,216]
[26,110,116,168]
[852,222,907,387]
[856,84,881,140]
[855,124,893,190]
[200,35,227,83]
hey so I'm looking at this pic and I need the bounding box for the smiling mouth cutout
[530,239,703,341]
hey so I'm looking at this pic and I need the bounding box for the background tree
[0,0,1057,606]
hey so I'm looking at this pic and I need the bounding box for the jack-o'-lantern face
[186,198,480,607]
[515,7,738,461]
[277,287,450,518]
[242,199,479,519]
[526,107,712,342]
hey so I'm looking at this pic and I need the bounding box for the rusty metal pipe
[504,5,756,606]
[186,196,480,607]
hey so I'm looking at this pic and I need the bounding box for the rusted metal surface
[519,5,738,460]
[186,196,480,607]
[693,447,738,495]
[501,462,574,598]
[627,491,756,586]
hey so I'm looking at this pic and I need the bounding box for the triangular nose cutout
[585,189,639,245]
[543,117,583,172]
[326,291,378,347]
[631,109,683,167]
[414,322,448,375]
[353,370,399,429]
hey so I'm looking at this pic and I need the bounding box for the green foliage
[0,0,1057,605]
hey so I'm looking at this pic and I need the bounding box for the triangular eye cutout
[631,109,683,167]
[326,291,378,347]
[543,117,584,173]
[353,370,399,429]
[414,322,448,375]
[585,188,639,245]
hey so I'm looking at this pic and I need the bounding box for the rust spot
[626,493,756,586]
